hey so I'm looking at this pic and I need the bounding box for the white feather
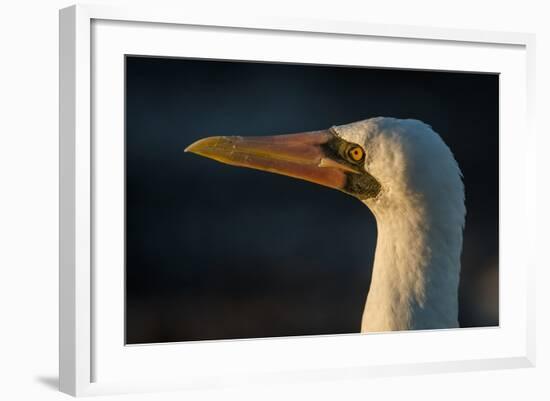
[333,117,466,332]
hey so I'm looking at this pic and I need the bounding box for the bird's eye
[348,146,365,162]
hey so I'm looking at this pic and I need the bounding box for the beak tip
[185,140,203,154]
[185,137,221,155]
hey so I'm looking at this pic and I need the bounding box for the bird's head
[185,117,464,217]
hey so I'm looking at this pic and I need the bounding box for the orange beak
[185,129,356,192]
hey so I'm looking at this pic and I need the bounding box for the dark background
[125,56,499,344]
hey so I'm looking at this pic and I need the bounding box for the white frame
[59,4,536,397]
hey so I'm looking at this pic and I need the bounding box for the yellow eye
[348,146,364,162]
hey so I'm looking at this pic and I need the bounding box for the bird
[185,117,465,333]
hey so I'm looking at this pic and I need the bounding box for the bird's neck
[361,198,463,332]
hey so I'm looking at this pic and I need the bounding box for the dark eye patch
[322,131,380,199]
[344,171,381,200]
[322,132,365,167]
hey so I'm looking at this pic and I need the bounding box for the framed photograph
[59,4,536,396]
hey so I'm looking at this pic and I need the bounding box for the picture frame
[59,4,536,397]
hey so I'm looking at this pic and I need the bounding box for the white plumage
[333,118,465,331]
[187,117,466,333]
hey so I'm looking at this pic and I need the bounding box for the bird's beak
[185,129,354,191]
